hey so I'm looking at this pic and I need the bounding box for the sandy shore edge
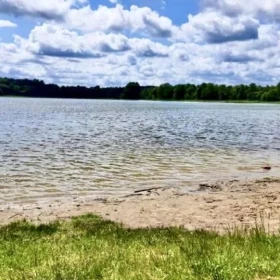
[1,177,280,233]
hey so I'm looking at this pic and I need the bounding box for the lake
[0,98,279,204]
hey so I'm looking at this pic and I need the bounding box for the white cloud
[0,1,279,86]
[180,11,259,43]
[13,23,171,60]
[130,38,169,57]
[0,20,277,87]
[0,0,87,20]
[0,19,17,27]
[66,4,179,38]
[203,0,280,22]
[14,24,131,57]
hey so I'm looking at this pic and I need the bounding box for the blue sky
[0,0,279,86]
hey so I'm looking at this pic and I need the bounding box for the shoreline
[2,96,280,105]
[2,177,280,232]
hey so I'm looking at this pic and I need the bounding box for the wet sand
[1,177,280,233]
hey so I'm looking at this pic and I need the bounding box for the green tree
[195,84,205,100]
[173,85,185,100]
[200,83,218,100]
[261,89,280,101]
[277,82,280,94]
[122,82,141,100]
[233,85,246,100]
[185,84,197,100]
[140,87,156,100]
[157,83,173,100]
[217,85,228,100]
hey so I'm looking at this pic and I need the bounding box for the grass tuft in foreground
[0,214,280,279]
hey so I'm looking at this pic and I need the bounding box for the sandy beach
[1,177,280,233]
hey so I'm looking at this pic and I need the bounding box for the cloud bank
[0,0,279,86]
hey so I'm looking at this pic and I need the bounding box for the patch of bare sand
[1,177,280,233]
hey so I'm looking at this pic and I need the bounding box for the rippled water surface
[0,98,280,203]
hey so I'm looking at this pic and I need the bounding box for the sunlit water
[0,98,280,204]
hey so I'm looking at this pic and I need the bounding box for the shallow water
[0,98,280,203]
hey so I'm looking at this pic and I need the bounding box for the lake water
[0,98,280,204]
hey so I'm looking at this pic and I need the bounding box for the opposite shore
[1,78,280,102]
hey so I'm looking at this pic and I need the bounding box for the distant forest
[1,77,280,102]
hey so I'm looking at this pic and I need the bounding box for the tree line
[0,77,280,102]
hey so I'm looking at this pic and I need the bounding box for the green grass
[0,215,280,280]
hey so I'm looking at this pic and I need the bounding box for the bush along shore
[1,77,280,101]
[1,214,280,280]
